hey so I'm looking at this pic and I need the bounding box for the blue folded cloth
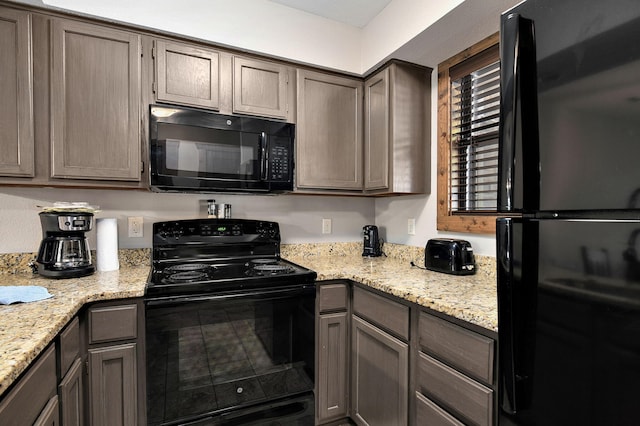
[0,286,53,305]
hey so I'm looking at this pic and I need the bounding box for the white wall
[0,188,374,253]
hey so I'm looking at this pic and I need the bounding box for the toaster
[425,238,476,275]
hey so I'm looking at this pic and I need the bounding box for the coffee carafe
[35,211,95,278]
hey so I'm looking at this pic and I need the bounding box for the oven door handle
[145,284,315,307]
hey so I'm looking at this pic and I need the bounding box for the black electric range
[144,219,317,426]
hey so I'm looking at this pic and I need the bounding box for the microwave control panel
[269,143,291,182]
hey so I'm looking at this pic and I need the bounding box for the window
[437,33,500,234]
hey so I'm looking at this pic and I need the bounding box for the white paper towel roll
[96,218,120,272]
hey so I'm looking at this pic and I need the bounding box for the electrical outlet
[128,216,144,238]
[322,218,332,234]
[408,218,416,235]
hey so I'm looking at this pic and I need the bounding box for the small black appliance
[362,225,382,257]
[425,238,476,275]
[35,212,95,278]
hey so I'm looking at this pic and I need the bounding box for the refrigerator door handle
[497,217,537,417]
[498,13,540,213]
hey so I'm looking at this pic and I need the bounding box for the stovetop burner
[146,219,317,298]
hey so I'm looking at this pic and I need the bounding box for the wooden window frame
[437,32,500,234]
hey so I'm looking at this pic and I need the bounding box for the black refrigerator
[497,0,640,425]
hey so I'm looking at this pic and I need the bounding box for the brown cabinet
[351,286,409,426]
[296,69,363,191]
[0,345,58,426]
[85,300,145,426]
[364,61,431,194]
[416,311,496,426]
[154,39,220,110]
[317,282,350,424]
[50,18,141,181]
[0,5,34,178]
[58,316,84,426]
[232,56,292,120]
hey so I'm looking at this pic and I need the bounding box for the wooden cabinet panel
[89,303,138,344]
[353,286,409,340]
[364,61,431,195]
[33,395,59,426]
[415,392,464,426]
[155,40,220,110]
[89,343,138,426]
[419,312,495,385]
[296,69,363,190]
[0,345,57,426]
[364,67,389,190]
[233,56,290,119]
[50,19,141,181]
[351,315,408,426]
[59,358,84,426]
[317,312,349,423]
[59,316,80,377]
[319,282,348,313]
[417,352,493,426]
[0,6,34,177]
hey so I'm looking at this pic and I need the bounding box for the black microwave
[149,105,294,193]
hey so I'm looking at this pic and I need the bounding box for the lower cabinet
[316,282,350,424]
[85,300,145,426]
[88,344,138,425]
[315,282,497,426]
[351,315,409,426]
[0,344,58,425]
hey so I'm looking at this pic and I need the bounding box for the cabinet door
[364,67,389,191]
[351,315,408,426]
[296,69,363,190]
[155,40,219,110]
[50,19,141,181]
[233,56,290,120]
[88,343,137,426]
[59,358,84,426]
[317,312,349,423]
[0,6,34,177]
[33,395,59,426]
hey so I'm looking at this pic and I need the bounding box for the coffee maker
[35,211,95,278]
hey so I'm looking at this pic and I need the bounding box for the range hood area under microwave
[149,105,295,194]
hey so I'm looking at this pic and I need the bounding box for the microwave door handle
[260,132,268,181]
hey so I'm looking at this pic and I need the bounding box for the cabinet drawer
[89,304,137,344]
[419,312,494,384]
[417,352,493,426]
[319,283,348,313]
[353,286,409,340]
[415,392,464,426]
[0,344,57,426]
[59,316,80,376]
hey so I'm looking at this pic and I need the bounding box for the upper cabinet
[296,69,363,191]
[153,40,220,110]
[364,61,432,195]
[50,19,141,181]
[0,6,34,177]
[232,56,292,120]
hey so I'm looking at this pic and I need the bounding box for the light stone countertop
[0,243,497,400]
[0,267,149,399]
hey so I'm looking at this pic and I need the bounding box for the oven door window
[145,288,315,425]
[155,122,261,181]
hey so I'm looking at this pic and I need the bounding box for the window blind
[450,59,500,212]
